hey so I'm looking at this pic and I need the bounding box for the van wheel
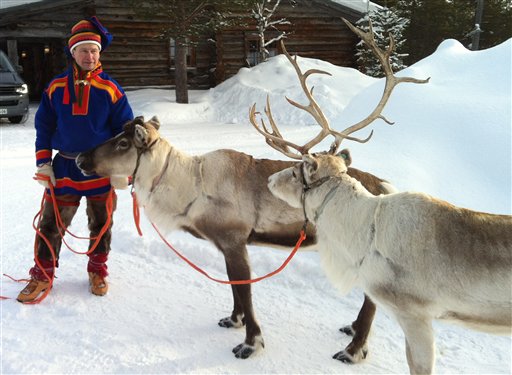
[8,114,27,124]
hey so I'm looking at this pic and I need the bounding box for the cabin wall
[0,0,363,98]
[216,0,361,82]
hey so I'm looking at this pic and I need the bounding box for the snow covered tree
[372,0,511,65]
[250,0,294,64]
[355,7,409,77]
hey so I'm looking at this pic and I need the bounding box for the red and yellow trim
[68,31,101,51]
[91,76,123,104]
[36,149,52,165]
[71,20,96,34]
[46,77,68,101]
[55,176,111,191]
[72,83,91,116]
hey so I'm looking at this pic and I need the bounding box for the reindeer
[253,20,510,375]
[75,19,401,361]
[268,153,512,374]
[75,119,390,361]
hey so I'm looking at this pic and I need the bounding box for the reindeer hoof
[233,343,254,359]
[339,325,355,336]
[232,336,264,359]
[333,348,368,364]
[333,350,355,364]
[218,315,244,328]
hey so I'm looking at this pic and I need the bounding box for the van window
[0,51,17,73]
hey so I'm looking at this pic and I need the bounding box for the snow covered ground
[1,38,511,374]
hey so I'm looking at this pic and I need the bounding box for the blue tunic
[35,63,133,196]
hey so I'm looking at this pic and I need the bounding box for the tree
[371,0,511,65]
[251,0,293,64]
[355,6,409,77]
[128,0,257,103]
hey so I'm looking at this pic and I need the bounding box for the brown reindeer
[75,19,410,361]
[75,115,389,360]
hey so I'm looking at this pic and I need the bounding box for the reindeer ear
[337,149,352,166]
[302,154,319,174]
[134,124,150,147]
[122,118,135,133]
[123,121,134,133]
[148,116,160,130]
[123,116,145,134]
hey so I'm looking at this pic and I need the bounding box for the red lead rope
[1,174,114,303]
[131,191,307,285]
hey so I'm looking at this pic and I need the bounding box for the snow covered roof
[0,0,41,8]
[328,0,380,13]
[2,0,379,13]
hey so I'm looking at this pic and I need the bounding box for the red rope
[131,189,306,284]
[1,174,114,303]
[152,222,306,285]
[44,180,114,255]
[131,191,143,236]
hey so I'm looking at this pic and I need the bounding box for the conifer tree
[372,0,511,65]
[355,7,409,77]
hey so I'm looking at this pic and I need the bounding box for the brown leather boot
[17,279,51,303]
[88,272,108,296]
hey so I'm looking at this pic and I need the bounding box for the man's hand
[35,163,56,188]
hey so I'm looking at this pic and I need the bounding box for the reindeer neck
[134,139,198,195]
[304,173,378,227]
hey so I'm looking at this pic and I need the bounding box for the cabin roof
[0,0,379,21]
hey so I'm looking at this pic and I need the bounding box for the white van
[0,50,29,124]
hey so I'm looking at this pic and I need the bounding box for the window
[245,34,279,67]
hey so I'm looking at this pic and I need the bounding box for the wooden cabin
[0,0,372,100]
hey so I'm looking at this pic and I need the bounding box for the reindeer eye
[117,139,130,150]
[292,170,297,179]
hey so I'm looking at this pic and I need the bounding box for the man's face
[72,43,100,71]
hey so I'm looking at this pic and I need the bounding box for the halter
[299,162,339,225]
[130,137,160,194]
[129,136,169,237]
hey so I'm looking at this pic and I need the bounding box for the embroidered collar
[67,62,103,103]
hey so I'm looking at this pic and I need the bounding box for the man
[17,17,133,303]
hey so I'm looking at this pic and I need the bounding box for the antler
[249,18,430,158]
[332,17,430,152]
[249,40,370,159]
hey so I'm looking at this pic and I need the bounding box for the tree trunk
[175,38,188,104]
[259,31,269,64]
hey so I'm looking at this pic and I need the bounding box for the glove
[35,163,56,188]
[110,176,129,190]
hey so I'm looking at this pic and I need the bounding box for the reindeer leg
[218,283,245,328]
[220,243,264,359]
[334,294,376,363]
[396,313,435,375]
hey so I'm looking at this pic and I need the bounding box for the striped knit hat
[68,19,102,52]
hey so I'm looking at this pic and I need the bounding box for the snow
[1,38,511,374]
[0,0,40,8]
[328,0,380,13]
